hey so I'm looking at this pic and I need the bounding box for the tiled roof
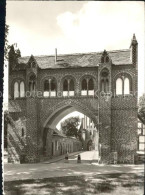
[18,49,131,69]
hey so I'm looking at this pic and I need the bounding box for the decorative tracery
[14,80,25,98]
[115,74,132,95]
[63,79,75,96]
[81,77,94,96]
[44,78,57,97]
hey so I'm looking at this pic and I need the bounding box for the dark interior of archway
[43,106,98,155]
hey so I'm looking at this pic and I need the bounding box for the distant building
[137,117,145,151]
[80,115,99,151]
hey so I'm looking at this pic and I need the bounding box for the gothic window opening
[88,78,94,95]
[63,79,68,96]
[101,79,105,92]
[22,128,24,137]
[81,78,94,96]
[115,76,131,96]
[116,78,123,95]
[82,79,87,90]
[51,79,57,97]
[14,82,19,98]
[14,80,25,99]
[63,79,68,91]
[81,79,87,96]
[29,81,35,93]
[100,69,109,93]
[44,78,57,97]
[20,81,25,97]
[124,78,130,95]
[88,79,94,90]
[105,79,109,92]
[33,82,36,91]
[44,80,49,97]
[69,79,74,91]
[69,79,74,96]
[63,78,75,96]
[51,79,56,91]
[29,74,36,95]
[29,82,32,92]
[44,80,49,91]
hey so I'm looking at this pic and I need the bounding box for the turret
[130,34,138,66]
[8,45,17,73]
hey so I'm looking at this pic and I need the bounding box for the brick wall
[111,97,138,163]
[99,97,111,163]
[25,97,39,163]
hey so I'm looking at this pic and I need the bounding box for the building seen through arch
[79,115,99,151]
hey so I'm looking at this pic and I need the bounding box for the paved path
[4,151,144,182]
[42,151,81,164]
[58,150,99,163]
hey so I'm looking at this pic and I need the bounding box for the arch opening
[42,104,99,156]
[29,74,36,93]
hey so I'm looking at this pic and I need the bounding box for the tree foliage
[60,116,80,138]
[4,110,9,149]
[4,24,10,62]
[4,24,21,65]
[138,94,145,124]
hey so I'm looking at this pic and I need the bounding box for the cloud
[57,1,144,52]
[56,2,145,96]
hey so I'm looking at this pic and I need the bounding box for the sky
[4,1,145,112]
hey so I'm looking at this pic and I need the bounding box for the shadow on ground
[4,172,144,195]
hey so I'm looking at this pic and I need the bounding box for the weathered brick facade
[8,35,138,163]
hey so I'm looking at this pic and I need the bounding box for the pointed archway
[42,100,99,156]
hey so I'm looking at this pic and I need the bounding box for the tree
[4,110,9,149]
[4,24,21,66]
[60,116,80,138]
[138,94,145,124]
[4,24,10,62]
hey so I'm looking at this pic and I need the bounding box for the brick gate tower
[8,35,138,163]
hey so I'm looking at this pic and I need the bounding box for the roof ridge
[18,49,130,59]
